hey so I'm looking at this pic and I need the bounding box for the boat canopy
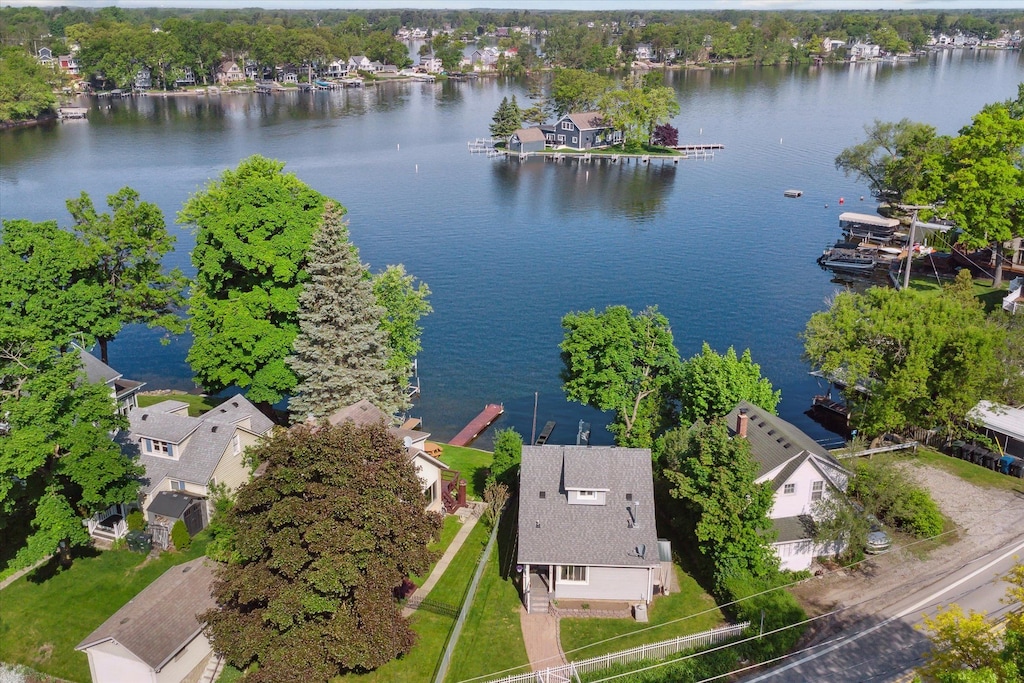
[839,212,901,229]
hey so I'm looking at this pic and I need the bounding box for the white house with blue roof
[725,401,850,571]
[517,445,662,614]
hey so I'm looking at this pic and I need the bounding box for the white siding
[769,460,832,519]
[555,565,654,602]
[153,634,213,683]
[774,539,844,572]
[412,453,442,511]
[85,640,157,683]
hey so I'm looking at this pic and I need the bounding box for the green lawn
[436,444,493,500]
[907,447,1024,494]
[0,536,211,683]
[137,392,224,417]
[906,274,1007,312]
[559,566,726,662]
[335,520,491,683]
[444,540,530,683]
[410,514,465,587]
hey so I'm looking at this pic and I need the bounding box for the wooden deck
[449,403,504,447]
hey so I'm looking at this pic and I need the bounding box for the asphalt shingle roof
[725,400,838,479]
[76,558,217,671]
[517,446,659,568]
[773,515,817,543]
[513,127,546,143]
[565,111,605,130]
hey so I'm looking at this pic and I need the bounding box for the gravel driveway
[791,460,1024,634]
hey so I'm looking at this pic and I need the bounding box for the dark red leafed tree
[652,123,679,147]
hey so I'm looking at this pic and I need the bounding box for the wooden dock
[535,421,556,445]
[449,404,504,447]
[498,144,722,164]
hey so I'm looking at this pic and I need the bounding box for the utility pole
[896,204,933,291]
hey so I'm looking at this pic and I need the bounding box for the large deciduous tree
[372,264,432,388]
[180,155,327,405]
[0,45,57,123]
[286,202,402,419]
[597,75,680,150]
[802,279,1005,439]
[66,187,187,364]
[931,104,1024,287]
[550,68,612,116]
[560,305,681,448]
[0,219,116,349]
[0,337,140,569]
[202,420,441,683]
[677,343,781,426]
[662,421,778,593]
[834,119,948,201]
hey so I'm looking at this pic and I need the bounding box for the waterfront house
[517,445,662,614]
[278,64,299,84]
[325,59,348,78]
[635,43,654,60]
[174,66,195,88]
[243,60,261,80]
[724,401,850,571]
[470,47,500,70]
[58,54,80,76]
[820,37,847,53]
[545,111,621,150]
[134,67,152,90]
[115,395,274,548]
[76,558,218,683]
[215,60,243,84]
[509,127,546,153]
[348,55,373,72]
[326,400,460,513]
[419,55,443,73]
[849,42,881,60]
[37,47,54,64]
[78,346,145,417]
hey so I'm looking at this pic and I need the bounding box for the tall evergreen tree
[489,95,523,140]
[287,202,402,419]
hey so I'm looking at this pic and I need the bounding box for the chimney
[737,408,748,438]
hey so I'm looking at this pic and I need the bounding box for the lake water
[2,49,1021,448]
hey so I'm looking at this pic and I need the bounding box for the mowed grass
[0,536,211,683]
[559,566,726,662]
[906,447,1024,494]
[906,274,1007,312]
[436,444,493,500]
[411,515,466,588]
[444,536,529,682]
[335,520,491,683]
[137,392,224,416]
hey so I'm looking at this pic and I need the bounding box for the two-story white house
[725,401,850,571]
[348,55,373,72]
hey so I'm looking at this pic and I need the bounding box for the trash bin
[126,530,152,554]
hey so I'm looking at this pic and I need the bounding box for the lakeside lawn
[436,444,493,500]
[335,519,491,683]
[906,274,1007,312]
[445,517,530,683]
[0,535,211,683]
[137,392,224,417]
[559,566,726,662]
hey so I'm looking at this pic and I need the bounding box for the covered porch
[86,503,131,542]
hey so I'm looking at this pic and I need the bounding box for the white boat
[818,246,876,271]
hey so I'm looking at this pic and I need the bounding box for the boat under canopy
[838,212,901,229]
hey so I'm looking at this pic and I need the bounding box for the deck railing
[86,504,129,539]
[486,621,750,683]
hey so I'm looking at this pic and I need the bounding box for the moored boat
[818,244,876,271]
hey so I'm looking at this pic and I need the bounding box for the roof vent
[119,617,131,625]
[231,401,239,408]
[211,425,218,433]
[767,429,776,436]
[539,491,546,499]
[141,414,148,421]
[625,493,633,501]
[535,520,541,528]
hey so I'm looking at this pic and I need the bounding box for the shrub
[126,510,146,531]
[170,520,191,550]
[889,488,944,537]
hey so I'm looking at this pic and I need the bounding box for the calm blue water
[2,49,1021,447]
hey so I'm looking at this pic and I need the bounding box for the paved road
[742,536,1024,683]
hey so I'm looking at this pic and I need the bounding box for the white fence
[487,621,750,683]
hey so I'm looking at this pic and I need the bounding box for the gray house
[517,445,661,614]
[545,111,621,150]
[509,127,546,153]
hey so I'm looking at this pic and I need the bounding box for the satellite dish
[403,436,413,448]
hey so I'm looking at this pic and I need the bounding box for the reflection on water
[1,50,1020,447]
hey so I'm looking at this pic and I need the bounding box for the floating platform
[784,189,803,198]
[449,403,504,447]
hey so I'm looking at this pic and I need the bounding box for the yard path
[520,608,566,671]
[402,505,482,617]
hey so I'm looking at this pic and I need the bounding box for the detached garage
[509,127,546,153]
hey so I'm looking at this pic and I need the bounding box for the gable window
[170,480,186,491]
[577,490,596,500]
[811,481,824,501]
[561,120,573,130]
[559,565,588,584]
[783,483,796,495]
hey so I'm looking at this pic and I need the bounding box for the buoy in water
[839,197,845,205]
[860,196,865,201]
[397,143,400,151]
[825,204,829,208]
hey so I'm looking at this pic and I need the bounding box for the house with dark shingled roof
[725,400,851,571]
[545,111,622,150]
[517,445,662,614]
[76,558,219,683]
